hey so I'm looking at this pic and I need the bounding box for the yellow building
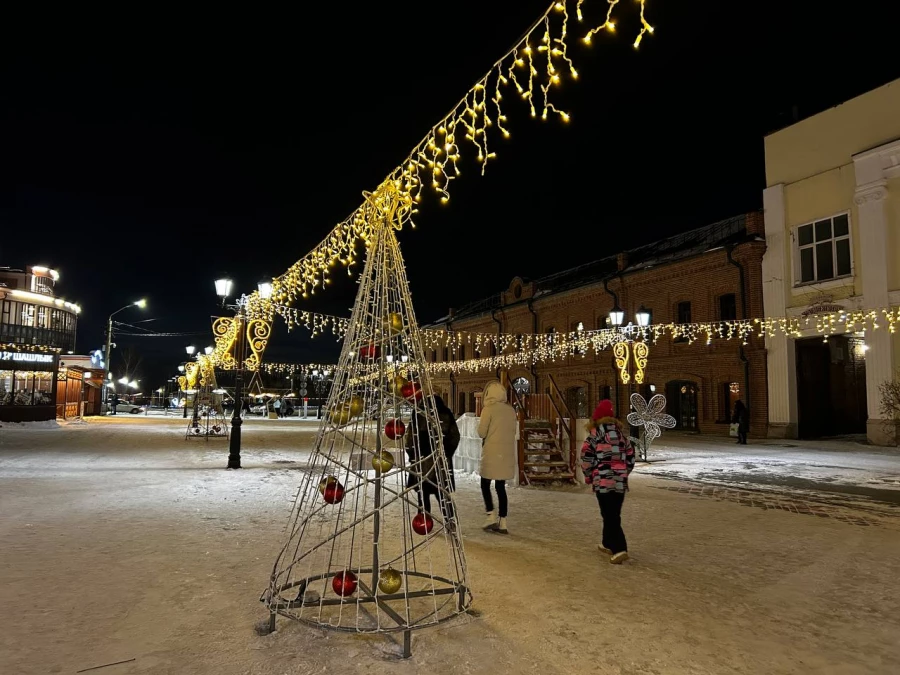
[762,79,900,445]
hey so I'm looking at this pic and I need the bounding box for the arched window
[512,377,530,396]
[545,326,556,347]
[565,386,588,417]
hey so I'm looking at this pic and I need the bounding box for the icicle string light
[238,1,653,322]
[237,305,900,376]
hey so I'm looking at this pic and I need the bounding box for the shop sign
[0,351,55,363]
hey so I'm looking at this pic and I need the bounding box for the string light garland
[245,306,900,377]
[0,343,62,354]
[234,0,654,322]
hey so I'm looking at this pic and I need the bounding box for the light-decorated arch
[206,0,656,374]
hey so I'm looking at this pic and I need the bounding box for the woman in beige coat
[477,380,517,534]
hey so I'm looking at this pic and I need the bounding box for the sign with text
[0,351,55,363]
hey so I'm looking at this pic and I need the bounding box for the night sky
[2,1,899,388]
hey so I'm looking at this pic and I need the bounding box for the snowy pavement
[641,433,900,506]
[1,418,899,674]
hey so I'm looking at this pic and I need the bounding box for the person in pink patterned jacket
[581,399,635,564]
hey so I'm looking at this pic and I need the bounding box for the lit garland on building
[248,306,900,377]
[0,343,62,354]
[233,0,654,322]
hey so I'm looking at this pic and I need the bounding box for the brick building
[424,212,768,437]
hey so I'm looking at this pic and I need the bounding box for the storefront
[0,346,60,422]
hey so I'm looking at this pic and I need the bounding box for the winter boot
[597,544,612,555]
[494,517,509,535]
[610,551,629,564]
[482,511,498,531]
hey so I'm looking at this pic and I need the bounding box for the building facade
[426,213,768,437]
[0,266,81,422]
[762,79,900,445]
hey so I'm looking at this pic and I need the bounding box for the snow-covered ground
[1,418,899,674]
[641,433,900,503]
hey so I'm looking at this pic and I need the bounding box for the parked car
[115,401,143,414]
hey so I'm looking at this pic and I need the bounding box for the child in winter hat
[592,399,616,422]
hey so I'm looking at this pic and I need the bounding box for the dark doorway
[795,336,867,438]
[666,380,699,430]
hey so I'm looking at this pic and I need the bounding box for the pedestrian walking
[273,397,283,418]
[431,395,460,492]
[581,399,635,564]
[477,380,517,535]
[732,399,749,445]
[405,407,454,524]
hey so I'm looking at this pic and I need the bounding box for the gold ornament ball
[392,375,408,397]
[384,312,404,335]
[378,567,403,595]
[330,403,353,425]
[371,450,395,473]
[349,395,365,417]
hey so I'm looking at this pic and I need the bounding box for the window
[441,347,449,362]
[674,301,691,343]
[570,322,585,355]
[796,213,851,284]
[565,386,588,418]
[719,294,737,321]
[458,345,466,361]
[545,326,556,346]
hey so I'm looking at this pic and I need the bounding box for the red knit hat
[592,399,615,421]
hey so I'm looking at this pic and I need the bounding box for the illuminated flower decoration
[627,393,675,460]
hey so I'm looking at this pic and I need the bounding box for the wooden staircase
[510,374,579,486]
[521,421,575,484]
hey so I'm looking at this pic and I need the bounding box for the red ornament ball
[412,512,434,536]
[401,380,423,401]
[359,344,381,360]
[384,418,406,440]
[332,570,358,597]
[323,482,345,504]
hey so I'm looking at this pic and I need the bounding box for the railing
[510,377,578,482]
[545,375,577,477]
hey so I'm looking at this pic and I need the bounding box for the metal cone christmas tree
[261,180,471,656]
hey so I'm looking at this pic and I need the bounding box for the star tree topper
[627,392,676,461]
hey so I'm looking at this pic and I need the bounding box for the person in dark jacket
[732,400,749,445]
[431,395,460,492]
[406,401,456,526]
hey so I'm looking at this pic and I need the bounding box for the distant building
[425,212,767,437]
[762,78,900,445]
[0,265,82,422]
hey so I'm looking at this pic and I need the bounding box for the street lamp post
[103,299,147,413]
[609,303,652,423]
[183,346,195,419]
[216,277,273,470]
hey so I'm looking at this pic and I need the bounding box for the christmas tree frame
[261,181,472,657]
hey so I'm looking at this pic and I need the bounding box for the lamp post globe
[636,305,651,328]
[608,305,625,328]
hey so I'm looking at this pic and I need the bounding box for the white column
[762,184,798,437]
[853,180,894,442]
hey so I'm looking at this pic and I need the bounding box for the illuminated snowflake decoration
[627,393,676,461]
